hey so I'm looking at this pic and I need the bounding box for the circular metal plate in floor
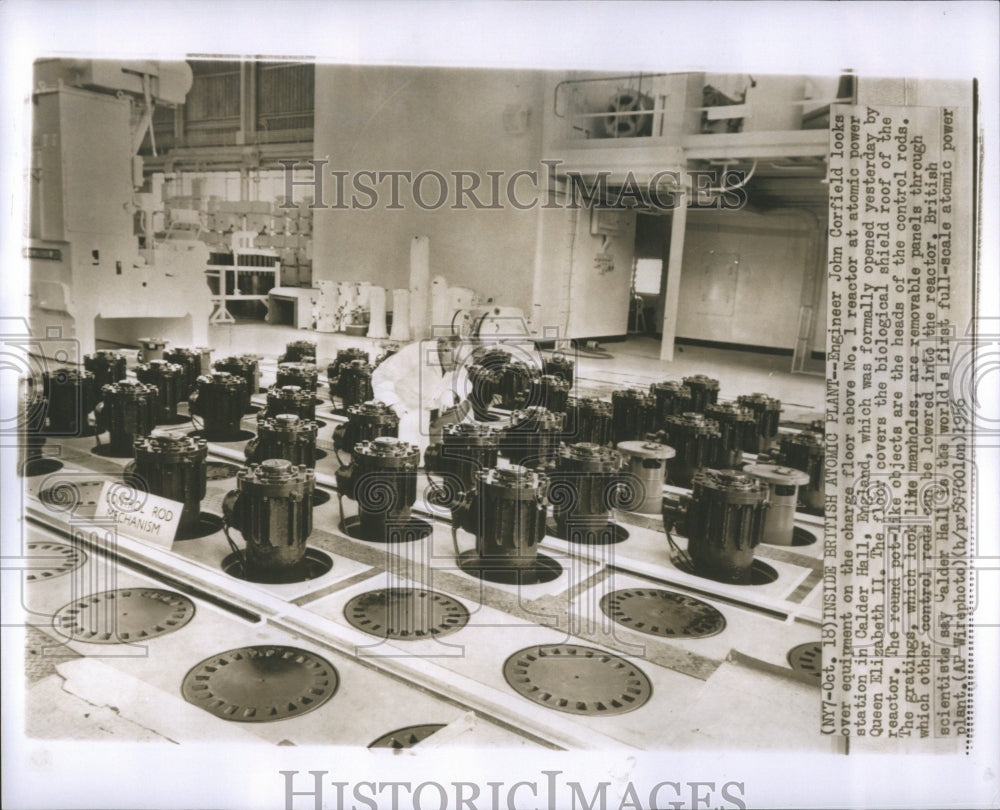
[675,558,779,586]
[344,588,469,640]
[369,724,446,749]
[222,547,333,585]
[181,645,338,723]
[600,589,726,639]
[53,588,195,644]
[456,549,562,586]
[787,642,822,682]
[503,644,652,716]
[188,429,256,444]
[340,516,433,544]
[24,540,87,582]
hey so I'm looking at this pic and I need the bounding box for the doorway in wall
[631,212,672,337]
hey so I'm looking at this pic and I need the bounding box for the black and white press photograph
[1,3,997,809]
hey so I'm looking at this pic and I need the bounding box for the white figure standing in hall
[372,333,473,454]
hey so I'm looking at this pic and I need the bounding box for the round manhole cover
[25,541,87,582]
[53,588,195,644]
[600,589,726,639]
[787,642,822,681]
[182,645,338,723]
[344,588,469,640]
[503,644,653,716]
[369,723,446,749]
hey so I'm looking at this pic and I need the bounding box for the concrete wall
[676,209,819,349]
[311,65,546,316]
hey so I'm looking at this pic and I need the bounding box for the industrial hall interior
[16,58,857,751]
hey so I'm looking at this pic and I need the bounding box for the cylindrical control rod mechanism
[681,375,720,413]
[95,380,159,456]
[704,402,757,470]
[616,440,676,514]
[779,430,825,511]
[563,397,613,447]
[333,359,374,410]
[189,372,247,441]
[743,463,810,546]
[612,388,658,445]
[42,367,97,435]
[424,422,499,502]
[214,355,260,413]
[649,381,693,426]
[542,353,575,386]
[499,406,565,470]
[453,466,549,568]
[84,350,128,394]
[549,442,622,535]
[332,401,399,456]
[663,469,769,585]
[528,374,570,414]
[266,385,316,421]
[245,414,319,468]
[276,362,319,393]
[223,460,315,579]
[135,360,185,422]
[737,393,782,454]
[467,363,501,420]
[497,361,539,411]
[327,348,369,398]
[335,436,420,541]
[658,412,721,489]
[163,347,212,399]
[132,431,207,534]
[278,340,317,364]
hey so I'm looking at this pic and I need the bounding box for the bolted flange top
[535,374,570,391]
[509,406,564,431]
[239,458,314,486]
[479,465,549,491]
[569,397,612,416]
[103,379,157,397]
[135,430,206,456]
[616,439,677,460]
[444,422,496,440]
[682,374,720,390]
[667,412,720,436]
[737,392,781,411]
[650,380,691,395]
[215,355,258,371]
[784,430,824,449]
[49,367,94,384]
[272,384,311,400]
[202,371,243,388]
[87,350,126,361]
[692,468,769,501]
[140,360,183,376]
[613,388,654,403]
[562,441,618,462]
[743,462,811,487]
[355,436,419,458]
[348,400,396,417]
[705,402,756,422]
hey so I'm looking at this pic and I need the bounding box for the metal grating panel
[182,645,337,723]
[344,588,469,640]
[53,589,195,644]
[600,589,726,638]
[503,644,653,716]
